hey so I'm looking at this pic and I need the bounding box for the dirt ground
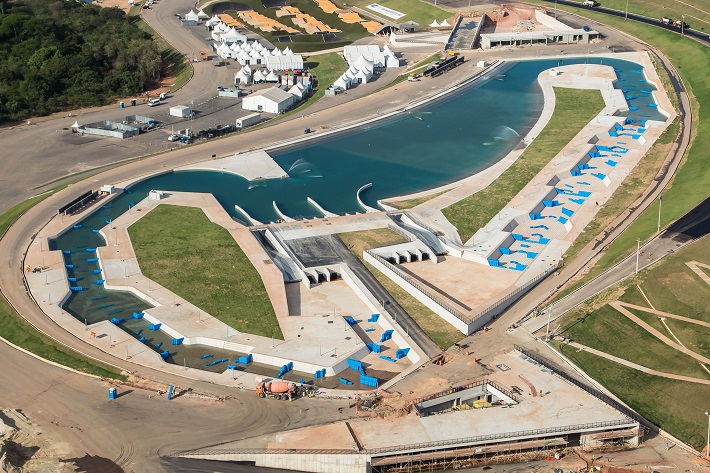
[93,0,131,13]
[481,4,547,34]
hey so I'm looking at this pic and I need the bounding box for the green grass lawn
[526,1,710,295]
[560,301,710,379]
[341,0,453,28]
[0,190,125,380]
[210,0,369,53]
[442,88,605,243]
[387,190,449,210]
[338,229,463,349]
[629,307,710,359]
[587,0,710,32]
[128,205,282,339]
[305,52,346,100]
[555,342,710,450]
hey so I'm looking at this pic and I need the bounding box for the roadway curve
[543,0,710,46]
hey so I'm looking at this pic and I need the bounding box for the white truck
[583,0,597,6]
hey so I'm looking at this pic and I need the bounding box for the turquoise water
[50,57,665,374]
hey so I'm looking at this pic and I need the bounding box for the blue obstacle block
[366,343,382,353]
[561,208,574,217]
[511,233,524,241]
[156,342,163,349]
[487,259,500,267]
[347,359,363,371]
[86,258,99,263]
[102,205,112,209]
[92,229,100,234]
[167,385,174,400]
[129,202,135,207]
[343,316,356,325]
[608,131,618,137]
[287,361,293,370]
[614,124,623,131]
[629,106,638,111]
[160,350,170,360]
[106,309,123,316]
[139,336,146,343]
[227,364,237,370]
[605,160,618,167]
[558,217,568,224]
[339,377,353,385]
[359,374,378,387]
[380,330,393,343]
[62,250,71,255]
[104,220,111,225]
[86,248,96,253]
[135,329,143,335]
[577,181,590,186]
[299,378,305,385]
[171,337,184,345]
[149,323,161,330]
[570,198,585,205]
[276,367,287,378]
[237,354,253,364]
[520,243,530,248]
[124,189,133,194]
[365,328,375,332]
[110,318,120,325]
[500,247,511,255]
[201,354,214,359]
[132,312,144,319]
[68,277,77,282]
[92,280,105,285]
[73,224,83,229]
[368,313,380,323]
[98,303,114,309]
[570,170,582,177]
[70,286,84,292]
[380,355,397,363]
[93,269,102,274]
[395,348,410,359]
[65,264,74,269]
[649,103,658,108]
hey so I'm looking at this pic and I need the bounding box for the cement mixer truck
[256,380,298,400]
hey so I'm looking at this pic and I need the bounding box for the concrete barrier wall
[363,252,470,335]
[181,452,370,473]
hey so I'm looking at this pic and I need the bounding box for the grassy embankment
[128,205,282,339]
[342,0,453,27]
[338,229,463,349]
[592,0,710,32]
[441,88,605,243]
[525,1,710,296]
[554,233,710,448]
[0,192,126,380]
[130,10,192,92]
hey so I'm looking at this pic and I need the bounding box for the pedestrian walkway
[564,341,710,385]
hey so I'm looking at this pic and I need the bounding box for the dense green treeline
[0,0,161,123]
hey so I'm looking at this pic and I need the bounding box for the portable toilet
[119,101,125,108]
[108,388,117,400]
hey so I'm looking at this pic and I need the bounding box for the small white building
[265,54,304,71]
[100,185,115,195]
[169,105,192,118]
[242,87,295,114]
[185,9,199,22]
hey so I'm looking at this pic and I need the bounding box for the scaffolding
[371,436,570,473]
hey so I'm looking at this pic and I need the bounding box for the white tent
[429,20,439,27]
[271,48,283,56]
[288,83,307,99]
[265,70,280,82]
[265,54,304,71]
[211,30,222,41]
[223,29,247,44]
[236,51,249,65]
[253,69,267,82]
[355,66,373,83]
[353,55,374,70]
[234,68,252,85]
[229,42,241,51]
[243,64,253,74]
[253,42,265,51]
[197,9,209,19]
[242,42,253,52]
[185,9,200,22]
[283,46,293,55]
[207,15,221,26]
[333,76,349,90]
[242,87,295,114]
[440,19,451,27]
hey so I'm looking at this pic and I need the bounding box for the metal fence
[514,345,642,423]
[366,250,472,324]
[411,378,522,408]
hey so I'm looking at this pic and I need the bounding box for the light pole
[681,15,685,37]
[705,411,709,459]
[635,238,641,274]
[545,306,553,341]
[657,193,663,233]
[625,0,629,20]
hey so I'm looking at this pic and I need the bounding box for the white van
[148,98,160,107]
[583,0,598,6]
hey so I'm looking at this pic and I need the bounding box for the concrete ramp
[179,150,288,181]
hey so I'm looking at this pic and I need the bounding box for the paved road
[530,193,710,331]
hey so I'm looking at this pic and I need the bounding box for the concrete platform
[178,150,288,181]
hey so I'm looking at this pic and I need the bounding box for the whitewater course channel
[50,58,665,380]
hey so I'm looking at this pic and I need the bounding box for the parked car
[167,134,180,142]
